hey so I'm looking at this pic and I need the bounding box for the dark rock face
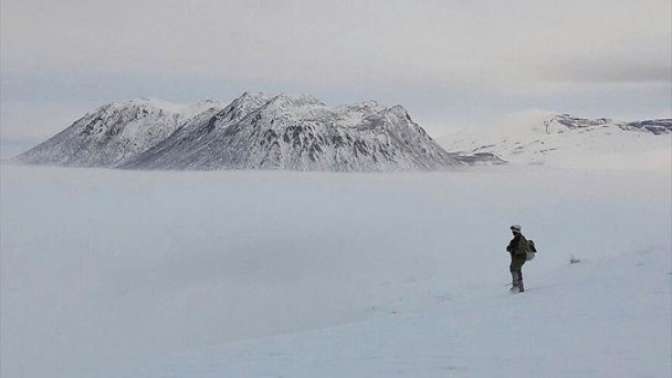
[550,114,612,130]
[452,152,506,165]
[623,119,672,135]
[546,114,672,135]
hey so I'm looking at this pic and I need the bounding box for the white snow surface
[439,111,672,172]
[1,164,670,377]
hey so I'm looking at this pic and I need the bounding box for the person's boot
[518,279,525,293]
[510,273,519,292]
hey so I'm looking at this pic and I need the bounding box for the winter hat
[510,224,522,232]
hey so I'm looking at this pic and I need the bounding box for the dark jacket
[507,233,529,257]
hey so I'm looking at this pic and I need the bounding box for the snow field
[1,164,670,377]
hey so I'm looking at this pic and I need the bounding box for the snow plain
[1,163,670,377]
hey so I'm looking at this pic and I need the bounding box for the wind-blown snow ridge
[440,112,672,171]
[17,93,494,171]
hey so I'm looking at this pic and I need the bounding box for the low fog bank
[1,165,670,377]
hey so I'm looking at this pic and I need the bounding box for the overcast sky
[1,0,670,150]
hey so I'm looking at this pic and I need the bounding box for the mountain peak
[265,93,325,108]
[383,105,411,119]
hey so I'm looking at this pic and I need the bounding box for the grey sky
[1,0,670,149]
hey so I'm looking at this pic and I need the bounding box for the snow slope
[440,112,672,172]
[1,164,669,378]
[129,247,671,378]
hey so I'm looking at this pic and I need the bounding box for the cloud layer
[1,0,670,143]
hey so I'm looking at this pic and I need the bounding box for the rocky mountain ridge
[17,93,497,171]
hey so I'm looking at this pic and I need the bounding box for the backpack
[526,240,537,261]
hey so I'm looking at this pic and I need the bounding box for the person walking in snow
[506,224,529,293]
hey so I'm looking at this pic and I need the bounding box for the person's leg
[517,268,525,292]
[509,258,518,287]
[518,259,526,292]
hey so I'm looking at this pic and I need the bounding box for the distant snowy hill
[15,98,224,168]
[17,93,496,171]
[439,112,672,171]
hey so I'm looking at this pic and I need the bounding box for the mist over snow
[1,164,670,377]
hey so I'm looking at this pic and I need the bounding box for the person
[506,224,529,292]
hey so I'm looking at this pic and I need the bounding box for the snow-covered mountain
[124,92,469,171]
[440,112,672,171]
[15,98,224,168]
[17,93,489,171]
